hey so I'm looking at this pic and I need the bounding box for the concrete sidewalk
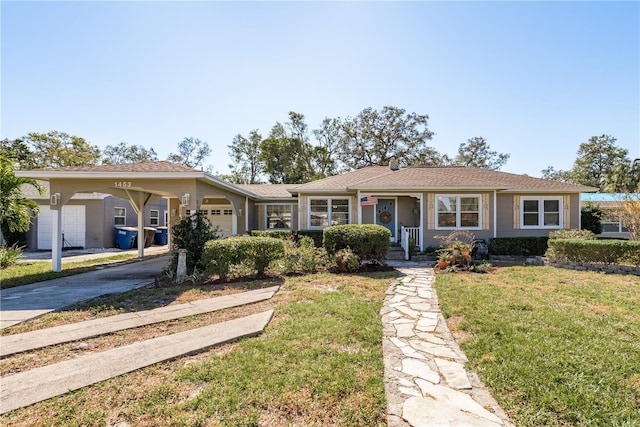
[0,310,275,415]
[1,254,170,328]
[1,286,279,357]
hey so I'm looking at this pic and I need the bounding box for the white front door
[38,205,86,249]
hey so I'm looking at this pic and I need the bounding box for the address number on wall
[114,182,132,188]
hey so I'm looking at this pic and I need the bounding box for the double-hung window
[114,207,126,226]
[436,195,481,229]
[520,196,562,228]
[149,210,159,227]
[309,198,349,228]
[266,205,292,229]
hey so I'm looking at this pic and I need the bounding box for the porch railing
[400,226,421,261]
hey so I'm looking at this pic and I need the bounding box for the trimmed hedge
[250,230,294,240]
[203,236,285,279]
[547,239,640,266]
[488,237,549,256]
[296,230,324,248]
[323,224,391,264]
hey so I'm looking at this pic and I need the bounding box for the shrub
[0,244,23,269]
[488,237,549,256]
[581,203,603,235]
[250,230,294,240]
[323,224,391,264]
[332,248,361,273]
[203,236,285,279]
[297,236,318,272]
[295,229,324,247]
[549,229,596,240]
[170,211,221,274]
[546,239,640,266]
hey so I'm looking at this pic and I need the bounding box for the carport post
[51,207,62,272]
[137,211,144,258]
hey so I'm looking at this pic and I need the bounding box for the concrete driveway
[1,255,170,329]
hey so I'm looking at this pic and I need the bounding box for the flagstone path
[382,265,514,427]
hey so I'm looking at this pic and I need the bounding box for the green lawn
[0,272,395,426]
[0,254,139,289]
[435,266,640,427]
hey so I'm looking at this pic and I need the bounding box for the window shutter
[513,195,520,229]
[482,193,490,230]
[563,195,571,229]
[427,193,435,229]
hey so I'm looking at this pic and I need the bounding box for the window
[601,210,629,233]
[520,197,562,228]
[114,207,126,226]
[436,195,481,229]
[309,198,349,228]
[223,209,233,215]
[266,205,292,229]
[150,210,159,226]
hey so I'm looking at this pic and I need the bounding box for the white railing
[401,226,421,260]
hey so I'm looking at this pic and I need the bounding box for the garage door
[37,206,86,249]
[204,205,234,239]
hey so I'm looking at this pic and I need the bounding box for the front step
[387,246,406,260]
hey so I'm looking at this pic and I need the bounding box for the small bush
[332,248,361,273]
[295,229,324,247]
[170,212,221,274]
[0,244,23,269]
[549,229,596,240]
[203,236,285,279]
[546,239,640,266]
[323,224,391,264]
[297,236,318,272]
[488,237,549,256]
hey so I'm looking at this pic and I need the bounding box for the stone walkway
[382,265,514,427]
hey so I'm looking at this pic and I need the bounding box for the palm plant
[0,156,43,244]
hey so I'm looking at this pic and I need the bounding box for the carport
[16,161,256,272]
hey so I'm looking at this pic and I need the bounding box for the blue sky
[2,1,638,178]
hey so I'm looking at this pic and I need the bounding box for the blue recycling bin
[114,227,138,249]
[154,227,169,245]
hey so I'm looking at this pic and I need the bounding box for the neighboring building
[581,193,634,240]
[18,162,597,256]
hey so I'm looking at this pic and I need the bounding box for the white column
[51,207,62,272]
[419,195,424,252]
[137,210,144,258]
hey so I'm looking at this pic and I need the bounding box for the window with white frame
[149,210,159,226]
[266,205,292,229]
[309,198,349,228]
[520,196,562,228]
[601,209,629,233]
[114,207,126,226]
[436,195,481,229]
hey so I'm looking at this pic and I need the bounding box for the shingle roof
[235,184,295,198]
[290,166,597,193]
[23,161,198,173]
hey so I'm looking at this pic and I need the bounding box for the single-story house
[16,161,596,271]
[581,193,634,240]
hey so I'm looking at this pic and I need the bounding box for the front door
[375,198,396,242]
